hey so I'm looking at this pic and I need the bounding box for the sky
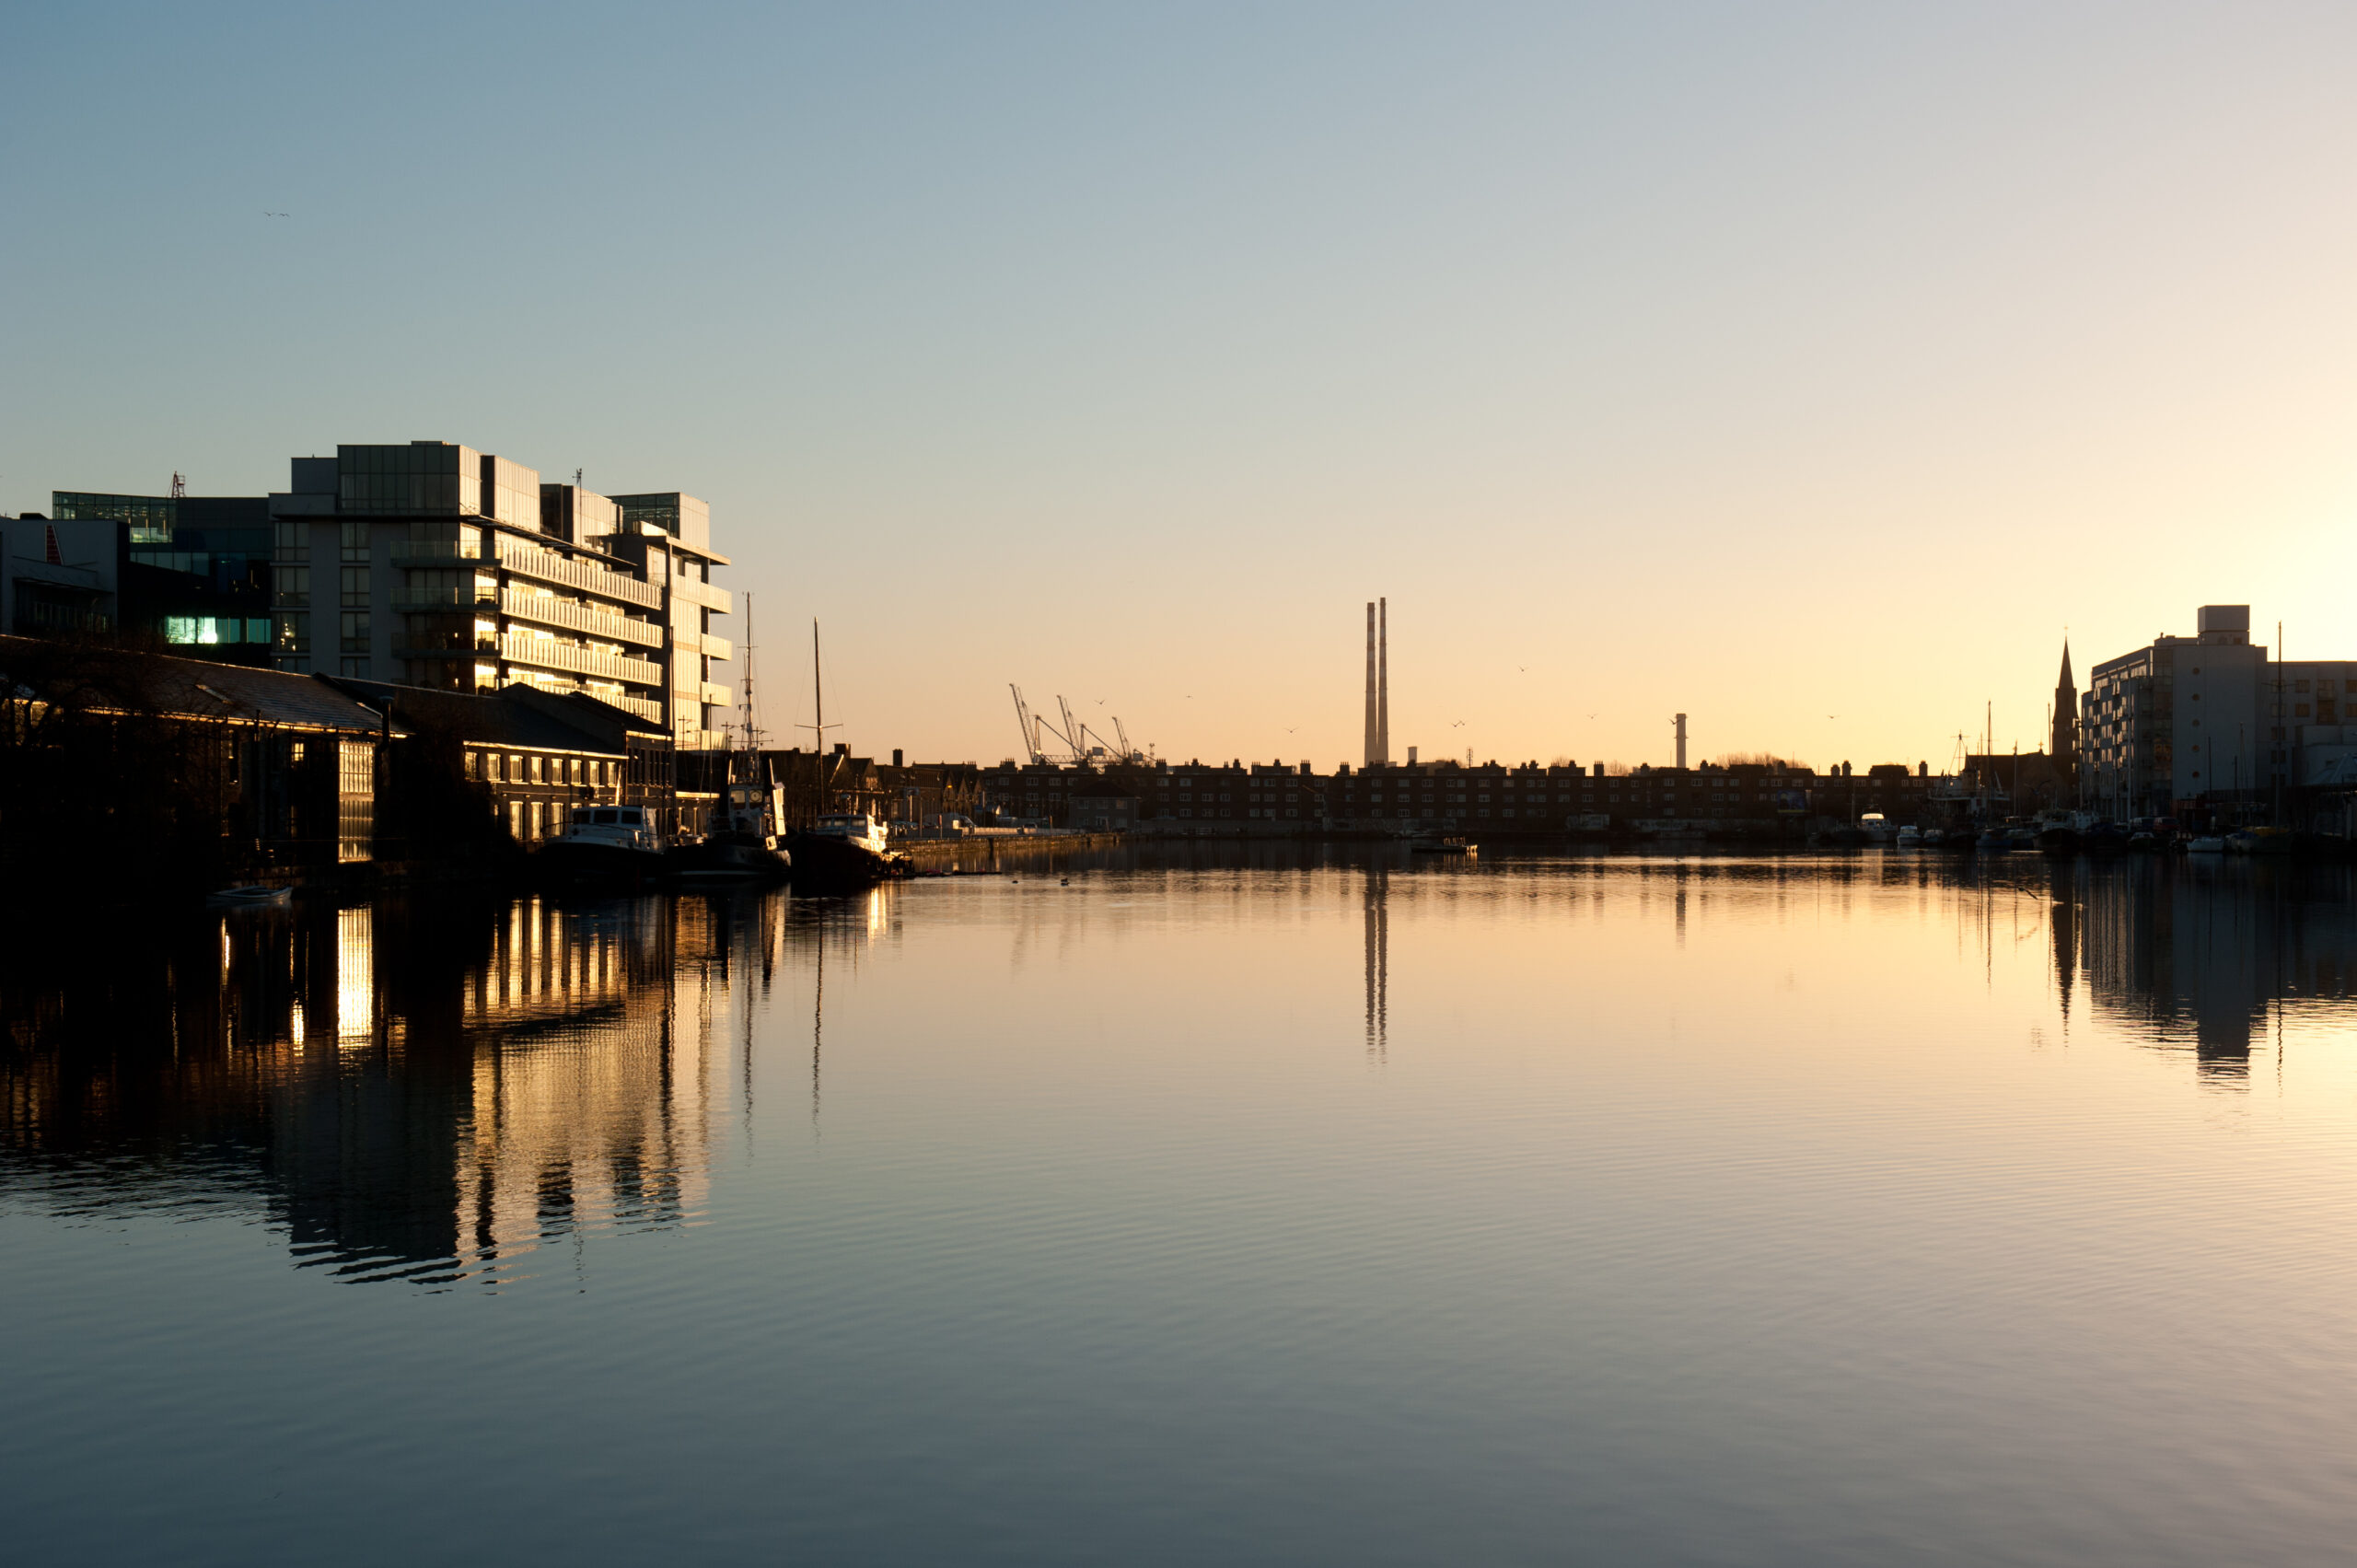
[6,2,2357,772]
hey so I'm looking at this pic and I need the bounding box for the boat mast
[796,619,842,812]
[737,591,761,777]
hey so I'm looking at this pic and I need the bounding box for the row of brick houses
[980,757,1943,835]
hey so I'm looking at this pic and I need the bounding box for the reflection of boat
[2188,835,2228,854]
[206,885,291,910]
[541,805,670,885]
[1410,834,1474,856]
[786,813,900,885]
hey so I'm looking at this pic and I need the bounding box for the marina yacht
[541,804,669,886]
[786,812,900,885]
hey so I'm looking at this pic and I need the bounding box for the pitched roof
[322,677,658,754]
[0,635,392,734]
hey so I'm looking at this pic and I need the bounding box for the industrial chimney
[1675,714,1688,771]
[1363,598,1391,767]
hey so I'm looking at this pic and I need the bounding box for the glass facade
[482,456,541,530]
[54,493,275,665]
[337,443,481,516]
[165,616,272,646]
[52,491,173,542]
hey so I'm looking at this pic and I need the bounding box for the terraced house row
[982,758,1931,832]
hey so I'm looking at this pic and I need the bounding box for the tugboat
[541,804,670,887]
[786,811,900,886]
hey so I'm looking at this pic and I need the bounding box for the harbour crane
[1008,685,1047,764]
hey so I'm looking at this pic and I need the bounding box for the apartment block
[266,441,732,749]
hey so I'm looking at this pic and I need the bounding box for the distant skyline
[7,4,2356,770]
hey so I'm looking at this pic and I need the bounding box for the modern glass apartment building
[267,441,730,747]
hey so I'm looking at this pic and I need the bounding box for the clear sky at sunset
[6,3,2356,771]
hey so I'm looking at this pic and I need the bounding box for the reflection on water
[0,888,892,1286]
[13,852,2357,1566]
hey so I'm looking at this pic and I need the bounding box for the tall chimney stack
[1675,714,1688,771]
[1377,597,1389,766]
[1364,602,1379,767]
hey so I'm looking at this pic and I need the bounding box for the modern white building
[2083,605,2357,818]
[267,442,732,749]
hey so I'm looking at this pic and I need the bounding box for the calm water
[8,849,2357,1565]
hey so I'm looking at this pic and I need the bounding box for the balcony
[500,587,664,649]
[668,575,733,615]
[389,540,494,568]
[495,539,662,609]
[700,633,734,661]
[499,631,663,688]
[699,680,733,708]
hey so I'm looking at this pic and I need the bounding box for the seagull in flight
[263,211,290,217]
[1450,720,1466,727]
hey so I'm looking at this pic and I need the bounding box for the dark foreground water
[8,848,2357,1566]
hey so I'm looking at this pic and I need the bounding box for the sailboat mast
[813,618,823,738]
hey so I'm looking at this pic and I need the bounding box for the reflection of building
[2074,861,2357,1081]
[0,891,773,1284]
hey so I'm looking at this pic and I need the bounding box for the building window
[273,612,310,655]
[339,611,370,654]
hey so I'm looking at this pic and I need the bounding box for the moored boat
[785,812,901,886]
[541,804,670,886]
[673,777,792,883]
